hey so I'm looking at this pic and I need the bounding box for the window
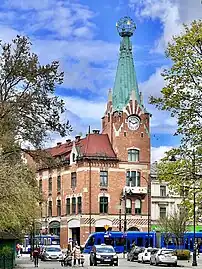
[66,198,70,215]
[72,197,76,214]
[126,171,140,187]
[128,149,139,162]
[100,171,108,187]
[71,172,77,188]
[39,179,42,193]
[48,201,52,217]
[57,200,61,216]
[100,197,108,214]
[57,175,61,192]
[48,177,52,193]
[160,185,166,197]
[160,207,166,218]
[135,199,141,214]
[72,153,76,162]
[126,199,132,214]
[77,197,82,214]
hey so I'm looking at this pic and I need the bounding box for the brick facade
[37,94,151,248]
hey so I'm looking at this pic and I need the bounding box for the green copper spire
[113,16,141,111]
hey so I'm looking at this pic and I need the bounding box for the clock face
[127,115,140,131]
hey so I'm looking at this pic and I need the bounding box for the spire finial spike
[108,88,112,102]
[88,126,91,134]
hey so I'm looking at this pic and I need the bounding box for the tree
[157,147,202,220]
[0,35,71,155]
[157,211,188,248]
[150,20,202,148]
[0,35,71,233]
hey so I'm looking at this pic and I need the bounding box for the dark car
[90,245,118,266]
[127,246,145,262]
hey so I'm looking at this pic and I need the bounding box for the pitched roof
[46,134,117,160]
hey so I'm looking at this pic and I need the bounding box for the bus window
[97,238,102,245]
[104,237,114,246]
[137,237,143,246]
[48,238,51,245]
[87,235,95,246]
[115,237,125,246]
[44,238,47,246]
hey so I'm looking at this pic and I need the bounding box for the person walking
[33,246,40,267]
[72,242,81,266]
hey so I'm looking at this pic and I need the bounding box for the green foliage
[0,35,72,151]
[157,211,188,246]
[0,35,71,233]
[0,246,13,256]
[173,249,191,260]
[150,20,202,148]
[157,147,202,219]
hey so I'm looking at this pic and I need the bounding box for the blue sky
[0,0,201,161]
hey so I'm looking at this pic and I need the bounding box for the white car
[138,248,158,263]
[150,248,177,266]
[41,246,63,261]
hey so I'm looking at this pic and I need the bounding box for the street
[16,254,202,269]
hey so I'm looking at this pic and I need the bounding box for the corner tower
[102,16,151,164]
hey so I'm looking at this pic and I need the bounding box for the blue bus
[22,234,60,253]
[83,231,156,253]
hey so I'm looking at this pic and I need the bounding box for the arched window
[128,149,139,162]
[100,197,108,213]
[126,199,132,214]
[135,199,141,214]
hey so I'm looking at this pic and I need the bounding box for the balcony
[123,186,147,195]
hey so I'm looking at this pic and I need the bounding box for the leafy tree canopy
[150,20,202,148]
[0,35,71,234]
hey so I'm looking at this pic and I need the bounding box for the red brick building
[36,17,151,248]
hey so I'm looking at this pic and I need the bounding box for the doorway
[71,228,80,245]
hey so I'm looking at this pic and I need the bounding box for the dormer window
[72,153,76,162]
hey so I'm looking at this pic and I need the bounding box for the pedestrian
[16,244,20,258]
[33,246,40,267]
[72,242,81,266]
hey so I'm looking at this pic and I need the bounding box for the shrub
[0,246,13,256]
[173,249,191,260]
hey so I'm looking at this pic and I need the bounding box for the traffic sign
[104,225,109,231]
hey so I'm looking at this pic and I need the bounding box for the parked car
[150,248,177,266]
[41,246,63,261]
[127,246,145,262]
[138,247,158,263]
[89,244,118,266]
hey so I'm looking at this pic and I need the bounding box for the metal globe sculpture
[116,16,136,37]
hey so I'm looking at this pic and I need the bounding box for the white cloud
[151,146,173,162]
[130,0,201,53]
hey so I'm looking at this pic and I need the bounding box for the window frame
[100,171,108,187]
[71,172,77,189]
[160,207,167,218]
[57,175,61,192]
[72,197,76,214]
[77,197,82,214]
[66,198,70,215]
[99,196,108,214]
[39,179,42,193]
[135,199,141,214]
[48,176,52,193]
[48,201,52,217]
[126,171,141,187]
[126,198,132,214]
[128,149,140,162]
[57,200,61,216]
[160,185,166,197]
